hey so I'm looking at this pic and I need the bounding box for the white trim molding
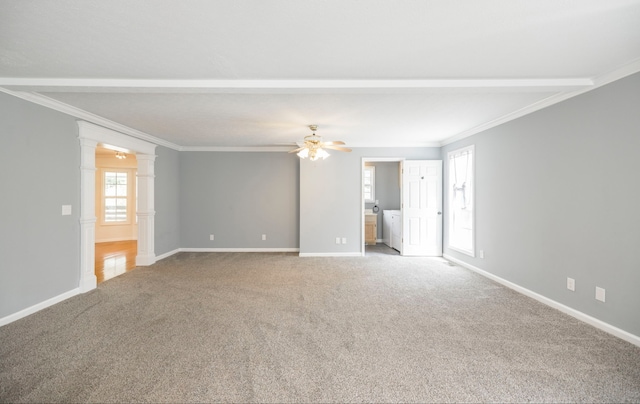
[0,78,594,91]
[0,89,180,150]
[135,153,156,266]
[443,254,640,348]
[0,288,80,327]
[440,57,640,146]
[180,146,294,152]
[79,137,98,292]
[299,252,363,257]
[155,248,181,261]
[153,247,302,263]
[180,248,300,253]
[78,121,157,294]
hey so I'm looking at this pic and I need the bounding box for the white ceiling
[1,0,640,149]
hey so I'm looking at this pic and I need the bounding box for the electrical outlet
[342,237,347,244]
[595,287,606,302]
[567,277,575,291]
[61,205,72,216]
[262,234,267,241]
[335,237,341,244]
[479,250,484,259]
[209,234,214,241]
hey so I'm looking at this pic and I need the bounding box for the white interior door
[402,160,442,256]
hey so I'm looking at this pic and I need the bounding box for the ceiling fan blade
[323,145,352,152]
[288,147,305,153]
[324,140,345,146]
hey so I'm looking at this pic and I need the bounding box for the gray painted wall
[180,151,299,248]
[154,146,181,255]
[442,72,640,336]
[0,92,80,318]
[300,147,440,254]
[3,71,639,340]
[365,162,401,239]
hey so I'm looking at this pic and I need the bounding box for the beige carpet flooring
[1,251,639,403]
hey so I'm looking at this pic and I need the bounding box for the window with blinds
[104,171,128,222]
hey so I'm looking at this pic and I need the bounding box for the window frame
[363,165,376,203]
[98,168,136,226]
[447,145,475,257]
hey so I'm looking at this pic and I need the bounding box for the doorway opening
[361,157,404,256]
[78,121,157,293]
[94,146,138,283]
[361,158,443,257]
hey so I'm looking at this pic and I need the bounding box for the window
[363,166,375,203]
[104,171,128,222]
[448,145,474,256]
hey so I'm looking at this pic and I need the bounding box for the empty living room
[1,1,639,402]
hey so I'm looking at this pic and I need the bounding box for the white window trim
[363,165,376,203]
[447,145,475,257]
[100,168,136,226]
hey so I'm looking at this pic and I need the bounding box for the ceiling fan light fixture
[290,125,350,161]
[312,148,330,161]
[115,151,126,159]
[297,148,309,159]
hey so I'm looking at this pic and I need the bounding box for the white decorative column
[79,137,98,292]
[77,120,157,291]
[136,153,156,266]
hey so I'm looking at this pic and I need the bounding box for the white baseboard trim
[299,252,363,257]
[180,247,300,253]
[0,288,80,327]
[443,254,640,348]
[135,254,156,266]
[151,247,301,260]
[155,248,180,261]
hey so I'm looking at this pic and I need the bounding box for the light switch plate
[61,205,72,215]
[595,287,606,302]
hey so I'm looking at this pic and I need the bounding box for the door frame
[360,157,405,256]
[78,121,157,292]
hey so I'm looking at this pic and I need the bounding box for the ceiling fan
[289,125,352,161]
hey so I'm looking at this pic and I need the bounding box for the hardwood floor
[95,240,137,284]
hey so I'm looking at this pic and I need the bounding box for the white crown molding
[3,58,639,150]
[349,142,442,148]
[592,57,640,87]
[0,78,593,92]
[180,146,295,152]
[440,58,640,146]
[0,88,181,151]
[78,121,157,155]
[440,91,581,146]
